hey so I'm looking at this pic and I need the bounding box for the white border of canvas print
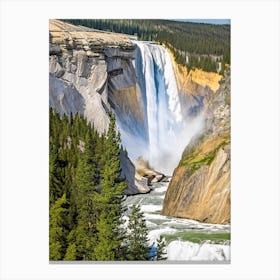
[0,0,279,279]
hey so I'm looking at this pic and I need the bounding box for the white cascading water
[124,181,230,261]
[132,41,203,174]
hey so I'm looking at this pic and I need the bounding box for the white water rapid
[124,182,230,262]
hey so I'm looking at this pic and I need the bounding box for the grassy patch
[179,133,230,175]
[162,231,230,244]
[184,152,216,173]
[179,150,216,175]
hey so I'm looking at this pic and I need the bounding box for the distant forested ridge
[49,109,166,261]
[63,19,230,73]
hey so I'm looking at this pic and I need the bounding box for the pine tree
[64,243,76,260]
[93,113,127,260]
[49,143,63,206]
[49,109,65,207]
[126,204,150,260]
[75,131,97,192]
[49,193,69,260]
[49,110,130,261]
[63,229,77,260]
[74,131,98,260]
[156,235,167,261]
[93,211,116,260]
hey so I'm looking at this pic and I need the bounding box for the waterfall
[133,41,184,173]
[119,40,203,175]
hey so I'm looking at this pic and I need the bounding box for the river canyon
[49,19,230,262]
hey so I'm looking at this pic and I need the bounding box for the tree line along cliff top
[62,19,230,73]
[49,19,134,50]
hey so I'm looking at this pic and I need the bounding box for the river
[124,181,230,262]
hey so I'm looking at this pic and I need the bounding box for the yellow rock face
[187,69,222,93]
[167,47,222,94]
[162,141,230,224]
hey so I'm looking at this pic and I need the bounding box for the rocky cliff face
[49,19,142,133]
[168,49,222,119]
[49,19,230,203]
[162,70,230,224]
[49,19,147,195]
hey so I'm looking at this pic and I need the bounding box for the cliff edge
[49,19,148,195]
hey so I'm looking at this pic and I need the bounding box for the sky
[175,19,230,25]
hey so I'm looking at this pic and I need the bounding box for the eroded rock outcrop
[134,157,167,186]
[49,19,147,194]
[162,70,230,224]
[49,19,138,133]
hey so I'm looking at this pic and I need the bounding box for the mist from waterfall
[120,41,204,175]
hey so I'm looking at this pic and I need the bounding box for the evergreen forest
[49,108,166,261]
[63,19,230,73]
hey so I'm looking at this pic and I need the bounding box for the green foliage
[93,211,117,260]
[179,134,230,176]
[49,145,63,206]
[49,242,62,261]
[75,222,96,260]
[64,243,76,261]
[75,132,97,192]
[126,205,150,260]
[49,109,162,261]
[156,236,167,260]
[49,109,100,260]
[64,19,230,73]
[183,152,216,174]
[93,113,127,260]
[49,109,139,261]
[49,193,69,260]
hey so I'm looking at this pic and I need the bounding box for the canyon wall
[162,71,230,224]
[49,19,149,195]
[49,19,231,220]
[49,19,143,134]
